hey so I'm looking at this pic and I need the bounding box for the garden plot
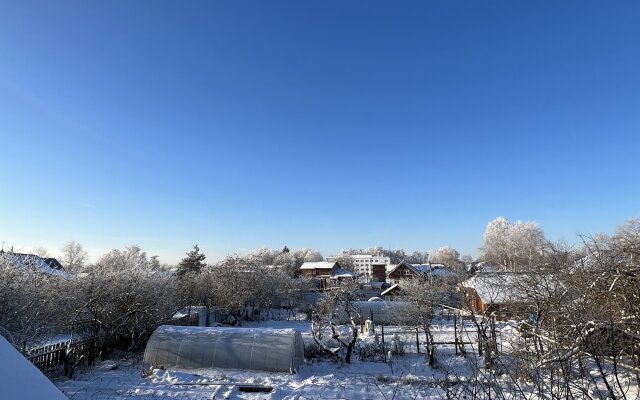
[54,318,481,400]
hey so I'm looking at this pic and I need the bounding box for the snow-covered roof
[381,283,400,296]
[0,336,68,400]
[390,262,453,278]
[428,266,454,277]
[330,268,356,279]
[461,273,561,304]
[411,264,431,273]
[388,262,417,275]
[0,252,71,278]
[300,261,337,270]
[467,261,499,273]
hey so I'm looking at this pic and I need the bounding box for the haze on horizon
[1,1,639,265]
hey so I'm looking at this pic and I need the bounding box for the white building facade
[326,254,391,281]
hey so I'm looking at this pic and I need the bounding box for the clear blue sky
[1,1,639,264]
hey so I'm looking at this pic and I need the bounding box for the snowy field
[54,319,482,400]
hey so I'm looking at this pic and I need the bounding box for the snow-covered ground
[54,319,480,399]
[51,316,640,399]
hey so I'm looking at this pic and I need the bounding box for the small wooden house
[460,273,540,319]
[387,262,421,284]
[300,261,355,288]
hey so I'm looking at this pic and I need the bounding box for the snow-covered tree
[72,245,179,357]
[0,254,65,346]
[245,247,278,266]
[96,245,150,271]
[149,255,161,270]
[429,246,461,266]
[273,251,298,277]
[293,248,323,264]
[60,241,88,272]
[481,217,546,271]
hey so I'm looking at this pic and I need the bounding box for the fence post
[454,313,459,356]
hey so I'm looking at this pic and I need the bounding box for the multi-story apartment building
[326,254,391,282]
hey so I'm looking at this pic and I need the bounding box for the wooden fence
[26,337,96,374]
[26,312,199,374]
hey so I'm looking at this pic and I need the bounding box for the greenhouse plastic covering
[143,325,304,373]
[337,301,410,324]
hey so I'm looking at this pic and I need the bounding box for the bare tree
[398,275,460,366]
[311,282,361,363]
[33,246,50,258]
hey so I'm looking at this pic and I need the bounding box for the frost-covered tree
[482,217,512,270]
[482,217,546,271]
[60,240,88,272]
[245,247,278,266]
[429,246,461,267]
[0,254,65,346]
[294,248,323,264]
[72,245,178,357]
[149,255,161,270]
[97,245,149,271]
[273,251,298,277]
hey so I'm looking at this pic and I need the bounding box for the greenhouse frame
[143,325,304,373]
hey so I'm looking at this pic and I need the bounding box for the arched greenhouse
[143,325,304,373]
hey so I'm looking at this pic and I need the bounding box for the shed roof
[0,337,67,400]
[300,261,337,270]
[381,283,400,296]
[330,268,356,279]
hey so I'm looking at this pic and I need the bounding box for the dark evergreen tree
[178,245,206,276]
[282,245,290,254]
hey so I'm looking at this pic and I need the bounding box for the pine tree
[178,245,206,276]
